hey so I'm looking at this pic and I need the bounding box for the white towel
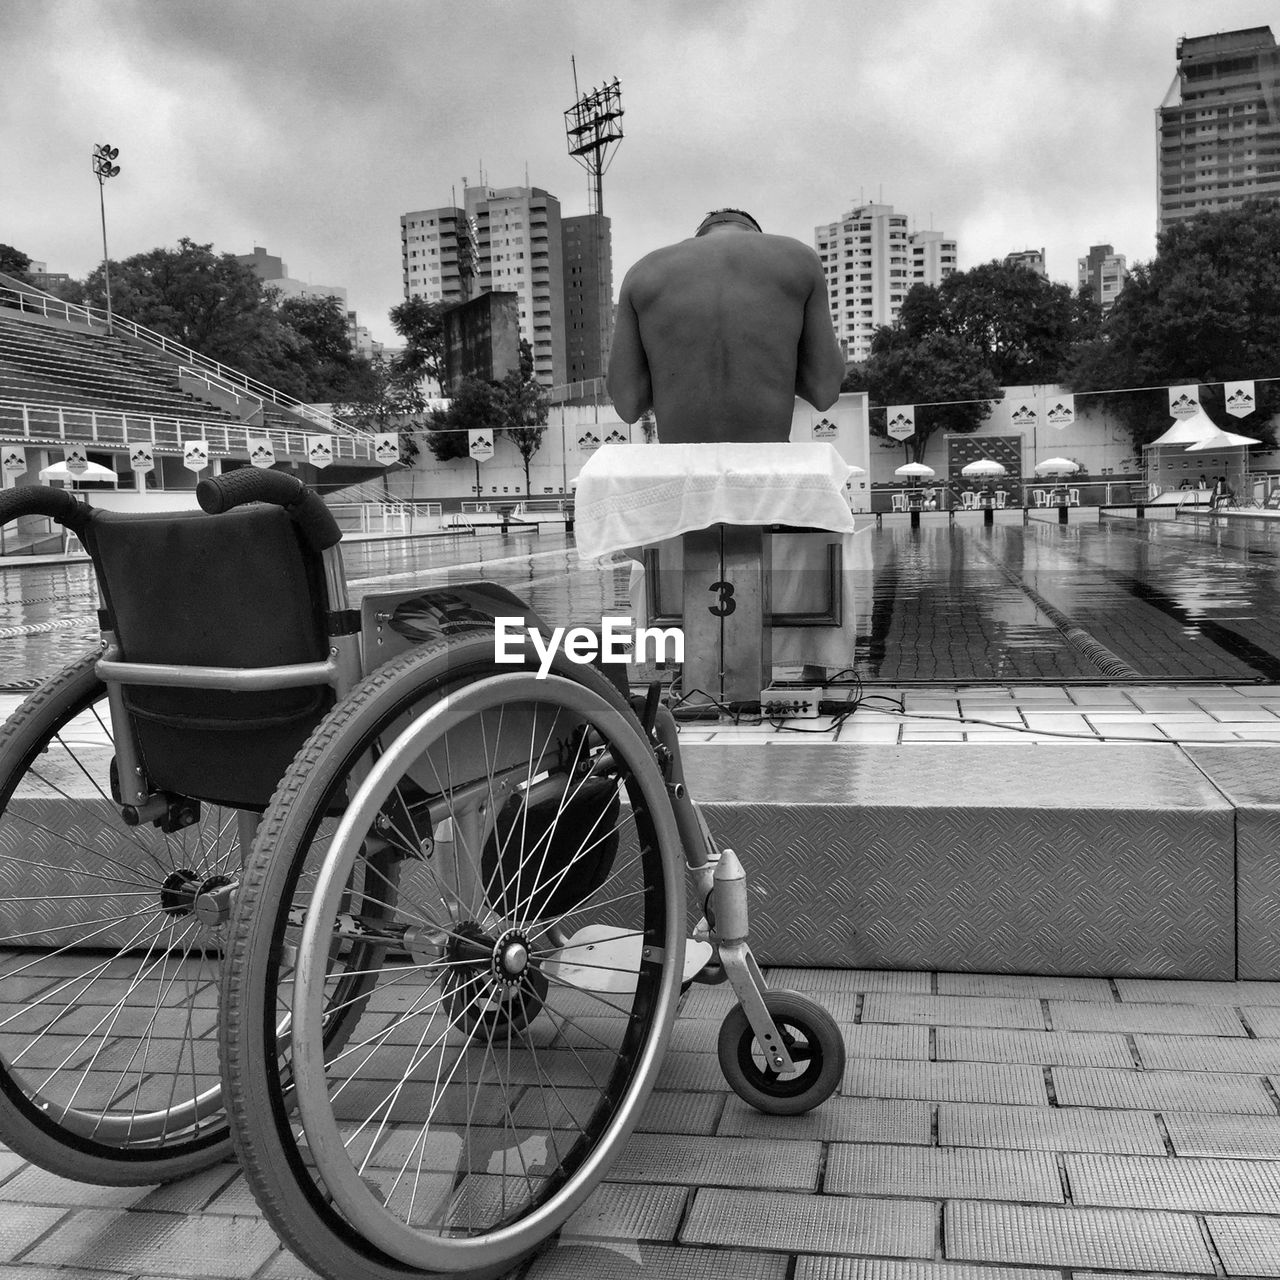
[574,442,856,562]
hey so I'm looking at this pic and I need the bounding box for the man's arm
[794,251,845,410]
[605,278,652,423]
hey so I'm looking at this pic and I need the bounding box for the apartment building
[401,185,566,387]
[1004,248,1047,276]
[815,203,957,362]
[1077,244,1128,313]
[1157,26,1280,230]
[561,213,613,384]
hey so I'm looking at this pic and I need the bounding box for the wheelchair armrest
[197,469,341,551]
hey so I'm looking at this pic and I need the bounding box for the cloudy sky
[3,0,1275,345]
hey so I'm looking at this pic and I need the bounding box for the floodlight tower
[91,142,121,333]
[564,64,623,386]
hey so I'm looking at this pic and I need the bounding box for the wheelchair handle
[0,484,93,537]
[196,469,342,551]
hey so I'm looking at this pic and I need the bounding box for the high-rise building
[1004,248,1047,276]
[1157,26,1280,231]
[561,213,613,384]
[401,185,566,387]
[815,204,957,362]
[400,209,475,307]
[1077,244,1128,313]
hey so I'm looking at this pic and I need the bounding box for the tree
[81,237,299,389]
[274,293,372,402]
[424,378,498,463]
[330,355,425,465]
[389,297,448,392]
[897,261,1100,385]
[502,342,549,495]
[844,329,1003,462]
[1063,202,1280,451]
[0,245,32,284]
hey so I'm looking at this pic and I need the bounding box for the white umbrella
[1034,457,1079,476]
[894,462,935,478]
[960,459,1006,477]
[39,460,119,484]
[1184,429,1260,451]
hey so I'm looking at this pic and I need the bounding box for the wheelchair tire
[717,989,845,1116]
[222,635,685,1280]
[0,655,235,1181]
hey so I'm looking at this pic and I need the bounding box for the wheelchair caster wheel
[718,989,845,1115]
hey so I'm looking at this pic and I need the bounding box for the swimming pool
[3,513,1280,688]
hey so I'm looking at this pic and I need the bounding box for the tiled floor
[2,968,1280,1278]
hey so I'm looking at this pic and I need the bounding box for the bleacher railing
[0,398,378,464]
[0,285,365,440]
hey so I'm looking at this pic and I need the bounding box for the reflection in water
[5,517,1280,687]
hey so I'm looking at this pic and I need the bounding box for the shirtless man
[606,208,845,443]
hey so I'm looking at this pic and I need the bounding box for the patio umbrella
[895,462,935,482]
[1033,458,1078,476]
[39,460,119,484]
[960,459,1006,477]
[1184,429,1260,451]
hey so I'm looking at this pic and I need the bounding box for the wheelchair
[0,469,844,1280]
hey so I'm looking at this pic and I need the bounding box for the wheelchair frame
[0,469,844,1279]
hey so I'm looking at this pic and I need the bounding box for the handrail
[0,285,366,439]
[0,397,378,463]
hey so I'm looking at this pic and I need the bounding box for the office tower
[815,204,957,362]
[561,213,613,384]
[1077,244,1128,313]
[1004,248,1047,276]
[1157,26,1280,230]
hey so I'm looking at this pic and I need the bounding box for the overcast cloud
[2,0,1275,344]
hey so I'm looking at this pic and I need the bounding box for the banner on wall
[64,445,89,476]
[1045,395,1075,429]
[577,429,602,452]
[812,417,838,440]
[307,435,334,469]
[182,441,209,473]
[374,432,400,466]
[1169,385,1201,418]
[1225,381,1256,419]
[468,430,493,461]
[602,427,628,446]
[1009,400,1038,431]
[248,438,276,468]
[886,406,915,440]
[129,444,154,476]
[2,447,26,481]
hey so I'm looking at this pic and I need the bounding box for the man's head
[695,208,762,237]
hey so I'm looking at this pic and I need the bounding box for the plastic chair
[960,491,977,509]
[891,492,908,512]
[1068,488,1080,506]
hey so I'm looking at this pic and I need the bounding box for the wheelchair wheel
[222,637,685,1280]
[0,655,236,1181]
[717,989,845,1116]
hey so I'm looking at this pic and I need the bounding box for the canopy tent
[1144,407,1252,496]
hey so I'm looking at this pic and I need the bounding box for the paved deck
[3,967,1280,1278]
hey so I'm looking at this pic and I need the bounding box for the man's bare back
[606,210,845,444]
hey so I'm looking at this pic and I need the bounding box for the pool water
[3,514,1280,688]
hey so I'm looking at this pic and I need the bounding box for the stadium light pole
[91,143,121,333]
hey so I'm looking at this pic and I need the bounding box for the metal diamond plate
[827,1144,1063,1202]
[1187,745,1280,981]
[681,1188,934,1258]
[939,1103,1166,1156]
[945,1200,1212,1271]
[683,743,1234,976]
[1066,1153,1280,1212]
